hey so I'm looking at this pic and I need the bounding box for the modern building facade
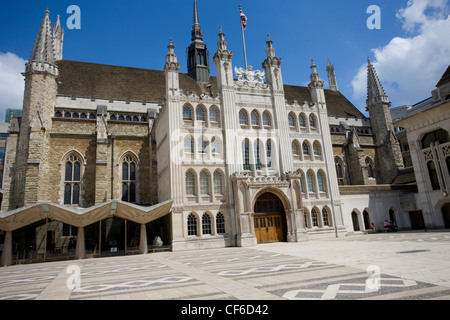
[1,3,436,266]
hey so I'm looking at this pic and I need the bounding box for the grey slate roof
[56,60,365,119]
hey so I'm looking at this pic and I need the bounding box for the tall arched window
[183,105,193,120]
[210,107,219,123]
[243,140,250,171]
[186,171,196,196]
[187,213,198,236]
[299,114,306,127]
[239,110,248,126]
[214,171,223,195]
[202,213,212,235]
[266,140,273,168]
[309,114,316,128]
[64,154,81,205]
[198,137,208,154]
[211,137,221,155]
[122,155,137,203]
[254,140,262,170]
[251,111,260,126]
[313,141,321,156]
[216,213,226,234]
[322,207,330,226]
[196,106,206,122]
[200,171,210,195]
[307,171,315,192]
[184,136,194,154]
[292,141,300,156]
[303,142,310,156]
[317,171,326,192]
[288,113,295,127]
[263,112,271,127]
[311,208,319,227]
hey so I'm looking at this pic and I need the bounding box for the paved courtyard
[1,230,450,301]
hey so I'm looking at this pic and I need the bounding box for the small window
[186,171,196,196]
[187,214,198,236]
[239,110,248,126]
[183,106,193,120]
[196,106,206,122]
[202,213,212,235]
[210,107,219,123]
[214,171,223,195]
[288,114,295,127]
[251,111,260,126]
[200,171,210,195]
[216,213,226,234]
[55,111,62,118]
[299,114,306,127]
[263,112,271,127]
[309,114,316,128]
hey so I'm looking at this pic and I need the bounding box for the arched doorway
[254,192,287,244]
[351,211,360,231]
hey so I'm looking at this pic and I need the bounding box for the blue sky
[0,0,449,119]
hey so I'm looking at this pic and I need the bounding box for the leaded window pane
[73,162,81,181]
[72,183,80,205]
[64,184,71,205]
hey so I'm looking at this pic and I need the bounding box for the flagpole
[239,5,248,69]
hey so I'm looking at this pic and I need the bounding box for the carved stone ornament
[235,66,265,83]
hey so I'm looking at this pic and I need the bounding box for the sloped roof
[436,65,450,87]
[57,60,217,103]
[56,60,365,119]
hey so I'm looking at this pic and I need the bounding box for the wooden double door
[254,214,286,244]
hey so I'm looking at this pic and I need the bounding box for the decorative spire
[217,26,228,52]
[53,14,64,61]
[165,38,180,72]
[308,59,324,89]
[187,0,210,83]
[366,57,390,107]
[191,0,203,41]
[26,9,59,76]
[265,33,276,59]
[326,58,338,92]
[30,8,56,64]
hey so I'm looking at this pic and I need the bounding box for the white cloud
[0,52,26,121]
[351,0,450,108]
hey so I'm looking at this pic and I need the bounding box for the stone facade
[0,5,430,266]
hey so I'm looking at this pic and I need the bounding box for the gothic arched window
[200,171,210,195]
[216,213,226,234]
[122,155,137,203]
[307,171,315,193]
[187,213,198,236]
[243,139,250,171]
[64,154,81,205]
[214,171,224,195]
[183,105,193,120]
[186,171,196,196]
[202,213,212,235]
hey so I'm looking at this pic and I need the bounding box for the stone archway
[253,192,287,244]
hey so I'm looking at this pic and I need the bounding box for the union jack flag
[240,6,247,30]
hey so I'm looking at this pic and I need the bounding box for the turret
[187,0,210,83]
[326,58,338,92]
[366,58,404,183]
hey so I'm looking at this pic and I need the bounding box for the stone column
[0,231,12,267]
[139,224,148,254]
[75,227,85,260]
